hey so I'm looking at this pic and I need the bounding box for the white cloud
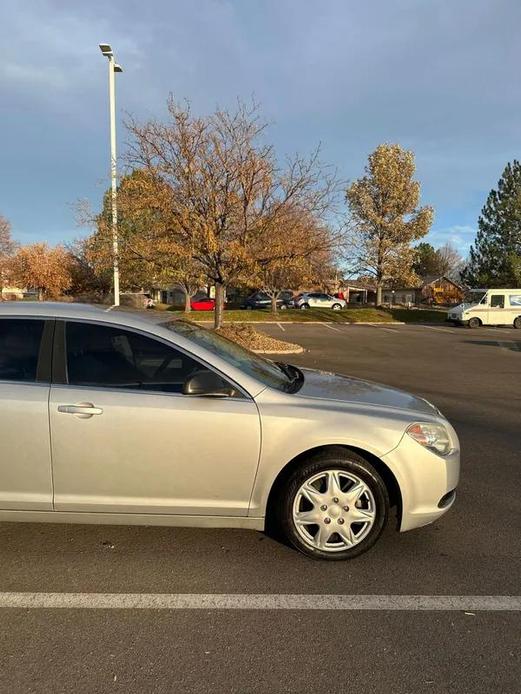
[425,225,476,256]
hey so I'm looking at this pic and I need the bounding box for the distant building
[339,280,377,304]
[382,276,464,306]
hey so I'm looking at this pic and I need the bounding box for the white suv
[294,292,347,310]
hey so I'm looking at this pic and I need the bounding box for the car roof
[0,301,107,318]
[0,302,165,331]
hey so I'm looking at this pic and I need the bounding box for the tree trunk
[184,290,191,312]
[214,282,225,329]
[376,283,383,306]
[38,288,44,301]
[270,295,278,314]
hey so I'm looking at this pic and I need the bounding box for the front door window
[65,321,222,394]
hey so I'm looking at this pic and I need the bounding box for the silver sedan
[0,303,459,560]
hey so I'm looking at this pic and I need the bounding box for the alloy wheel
[292,469,376,553]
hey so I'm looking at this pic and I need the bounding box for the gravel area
[216,323,303,353]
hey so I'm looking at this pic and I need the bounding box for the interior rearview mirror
[183,370,235,397]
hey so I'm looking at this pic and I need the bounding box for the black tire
[279,304,287,311]
[468,317,481,329]
[276,450,389,560]
[514,316,521,329]
[332,303,342,311]
[300,303,310,310]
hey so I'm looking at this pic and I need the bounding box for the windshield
[164,320,302,392]
[463,290,486,304]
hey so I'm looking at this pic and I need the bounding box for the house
[421,275,464,305]
[339,279,377,304]
[382,276,464,306]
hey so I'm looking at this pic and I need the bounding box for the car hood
[295,368,438,415]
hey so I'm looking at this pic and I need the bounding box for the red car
[190,296,216,311]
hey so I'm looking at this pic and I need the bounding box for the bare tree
[126,97,339,327]
[436,242,464,280]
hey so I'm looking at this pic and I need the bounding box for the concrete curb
[182,320,455,328]
[189,320,406,326]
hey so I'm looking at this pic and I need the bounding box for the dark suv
[241,291,293,310]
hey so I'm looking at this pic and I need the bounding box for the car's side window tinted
[66,322,206,393]
[0,319,45,383]
[490,295,505,308]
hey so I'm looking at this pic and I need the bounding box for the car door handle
[57,403,103,418]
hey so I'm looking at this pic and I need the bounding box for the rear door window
[0,319,45,383]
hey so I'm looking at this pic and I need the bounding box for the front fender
[248,396,412,516]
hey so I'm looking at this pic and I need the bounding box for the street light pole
[99,44,123,306]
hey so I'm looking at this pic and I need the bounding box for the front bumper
[381,429,460,532]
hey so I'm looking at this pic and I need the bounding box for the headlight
[406,422,452,456]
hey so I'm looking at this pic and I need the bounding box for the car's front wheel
[468,317,481,329]
[332,303,342,310]
[300,303,310,310]
[277,451,389,560]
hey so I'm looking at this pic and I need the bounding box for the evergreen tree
[462,161,521,287]
[413,242,442,277]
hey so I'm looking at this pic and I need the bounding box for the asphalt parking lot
[0,322,520,693]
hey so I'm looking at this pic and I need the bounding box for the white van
[448,289,521,328]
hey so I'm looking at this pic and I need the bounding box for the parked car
[0,302,459,560]
[241,291,293,310]
[191,295,216,311]
[294,292,347,310]
[448,288,521,329]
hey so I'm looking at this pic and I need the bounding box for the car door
[49,320,261,517]
[314,293,330,308]
[307,293,320,307]
[0,317,54,510]
[322,294,334,308]
[488,293,505,325]
[254,293,270,308]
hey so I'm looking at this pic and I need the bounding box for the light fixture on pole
[99,43,123,306]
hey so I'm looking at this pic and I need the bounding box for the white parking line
[0,593,519,611]
[276,322,285,332]
[365,324,399,333]
[378,326,399,333]
[323,323,342,332]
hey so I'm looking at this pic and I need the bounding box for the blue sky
[0,0,519,256]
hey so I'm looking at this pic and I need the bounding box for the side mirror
[183,369,236,397]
